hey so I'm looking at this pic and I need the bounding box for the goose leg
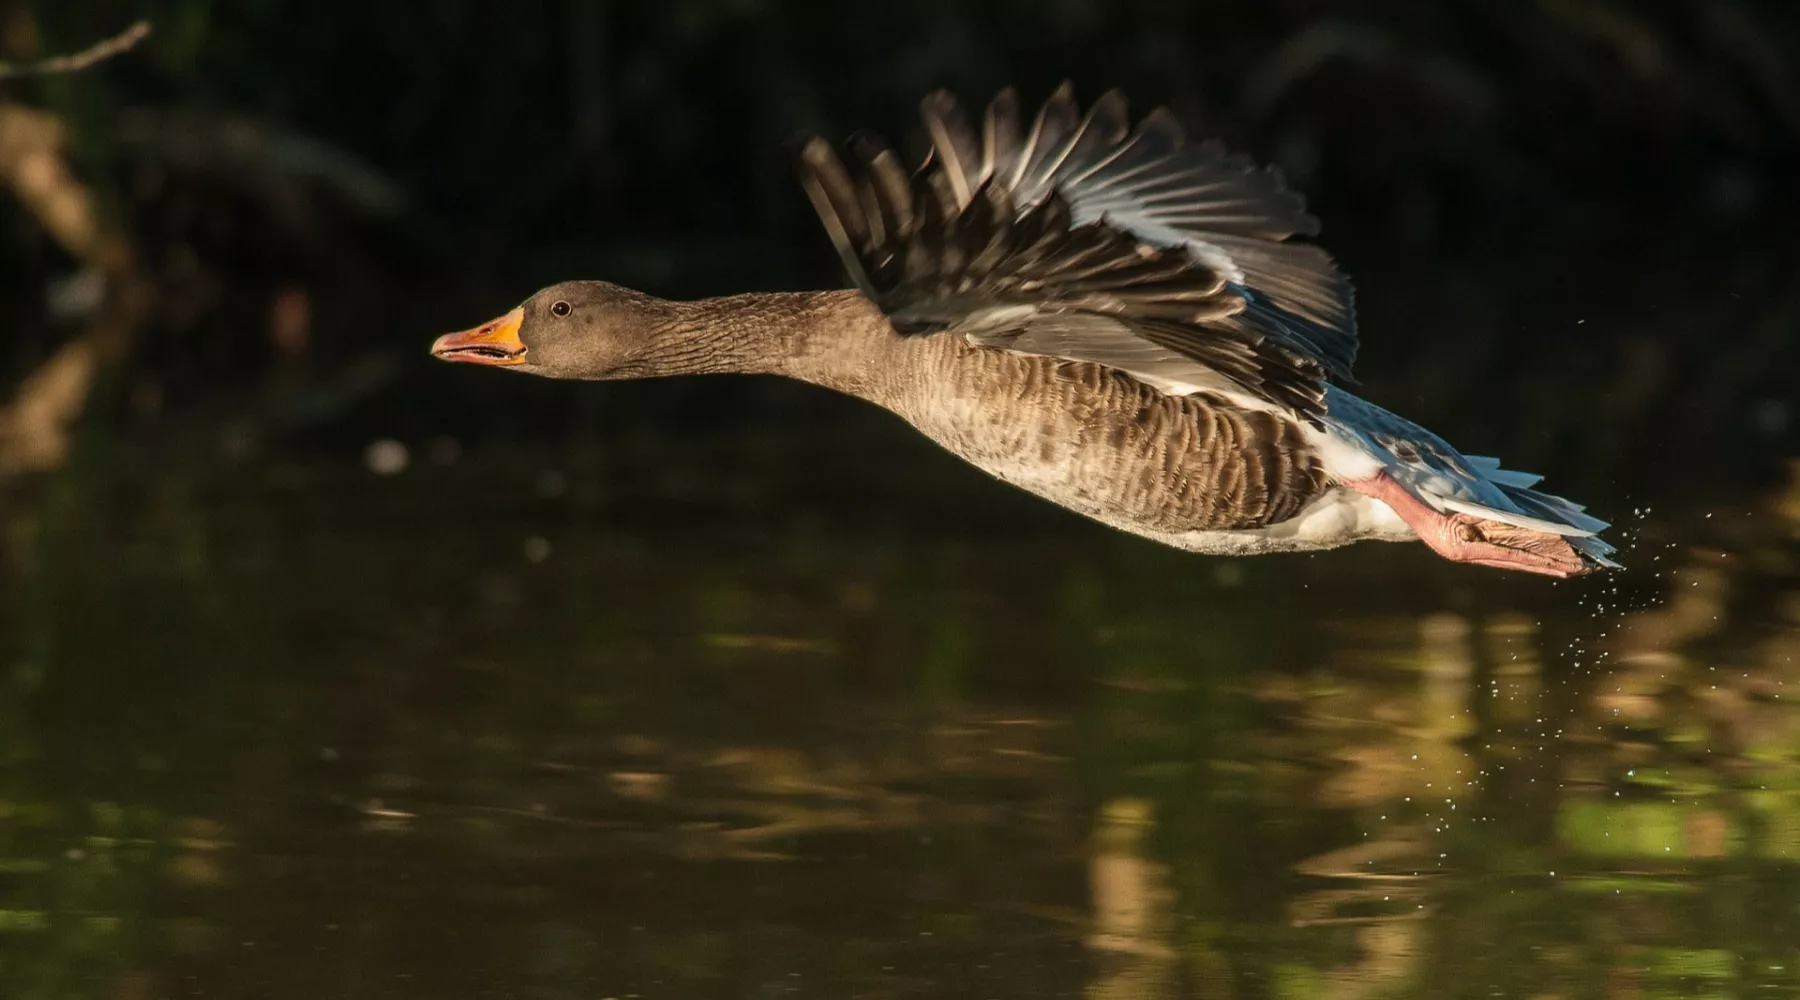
[1341,472,1590,578]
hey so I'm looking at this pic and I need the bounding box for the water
[1,416,1797,998]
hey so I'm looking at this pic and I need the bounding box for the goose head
[431,281,677,380]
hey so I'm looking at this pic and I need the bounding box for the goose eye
[550,300,572,317]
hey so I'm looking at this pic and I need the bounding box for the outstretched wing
[796,83,1358,420]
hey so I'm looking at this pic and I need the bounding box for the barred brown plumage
[433,84,1616,577]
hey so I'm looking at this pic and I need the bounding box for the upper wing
[796,83,1359,419]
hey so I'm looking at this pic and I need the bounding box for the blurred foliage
[0,0,1792,497]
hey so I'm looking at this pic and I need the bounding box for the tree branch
[0,102,148,478]
[0,20,150,80]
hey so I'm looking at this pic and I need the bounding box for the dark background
[4,6,1800,997]
[6,0,1799,502]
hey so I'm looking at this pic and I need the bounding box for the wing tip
[794,133,841,171]
[920,88,961,119]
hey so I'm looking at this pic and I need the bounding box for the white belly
[1102,487,1417,557]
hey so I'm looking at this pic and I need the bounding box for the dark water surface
[2,413,1798,999]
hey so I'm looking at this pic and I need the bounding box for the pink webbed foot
[1343,472,1593,579]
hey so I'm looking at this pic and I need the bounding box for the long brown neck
[643,290,904,398]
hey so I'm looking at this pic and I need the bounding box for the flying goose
[432,84,1616,577]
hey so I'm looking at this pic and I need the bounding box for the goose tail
[1316,386,1619,574]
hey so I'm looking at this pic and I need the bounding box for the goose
[432,84,1616,577]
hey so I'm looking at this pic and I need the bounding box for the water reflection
[1,451,1797,997]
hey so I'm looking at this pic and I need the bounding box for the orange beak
[431,307,526,366]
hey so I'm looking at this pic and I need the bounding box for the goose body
[434,85,1617,577]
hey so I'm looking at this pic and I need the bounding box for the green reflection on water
[1,446,1798,998]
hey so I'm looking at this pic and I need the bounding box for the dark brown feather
[793,86,1359,419]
